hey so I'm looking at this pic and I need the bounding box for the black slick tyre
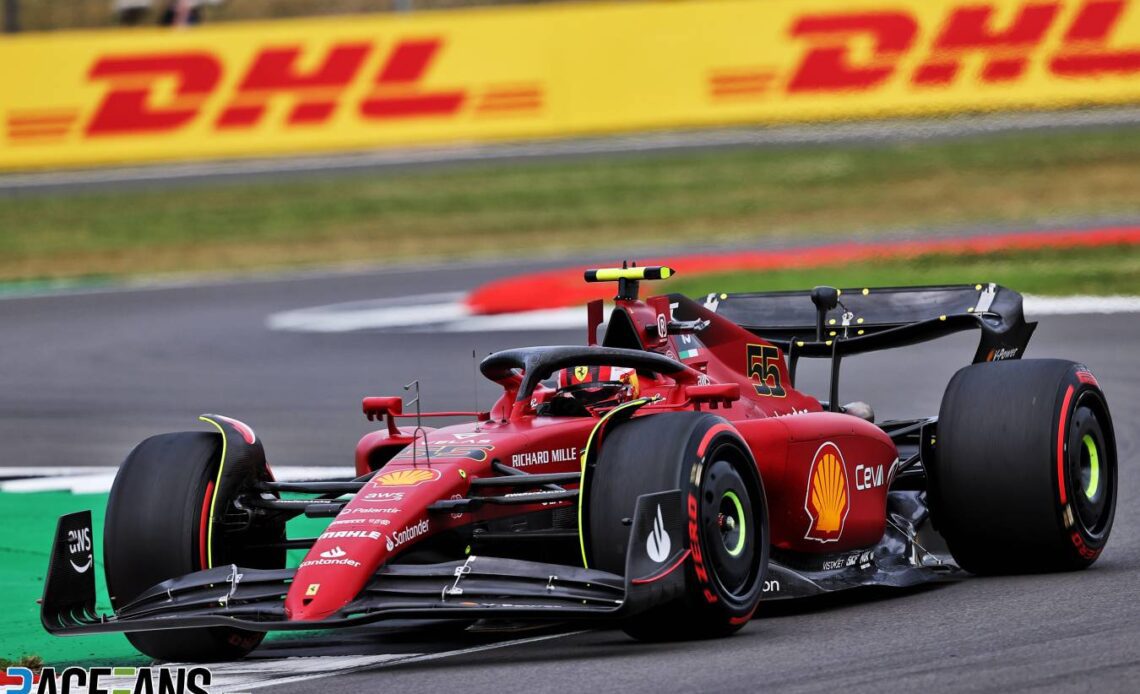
[104,432,283,661]
[586,412,768,640]
[930,359,1117,574]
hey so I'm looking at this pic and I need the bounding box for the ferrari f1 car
[42,266,1118,661]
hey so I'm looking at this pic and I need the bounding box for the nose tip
[286,589,348,622]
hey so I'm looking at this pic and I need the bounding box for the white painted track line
[1022,294,1140,316]
[0,466,353,493]
[266,294,1140,334]
[149,631,584,692]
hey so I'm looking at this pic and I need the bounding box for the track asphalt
[1,254,1137,692]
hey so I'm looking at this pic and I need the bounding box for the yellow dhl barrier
[2,0,1139,170]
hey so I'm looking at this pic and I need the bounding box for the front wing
[42,491,689,636]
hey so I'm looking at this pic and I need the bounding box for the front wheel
[104,431,284,661]
[586,413,769,640]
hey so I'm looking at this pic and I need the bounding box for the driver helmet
[555,365,640,407]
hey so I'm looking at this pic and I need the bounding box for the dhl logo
[6,37,542,143]
[3,0,1139,167]
[711,0,1140,99]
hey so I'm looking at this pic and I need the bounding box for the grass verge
[1,126,1139,283]
[0,491,331,666]
[667,245,1140,298]
[0,655,44,670]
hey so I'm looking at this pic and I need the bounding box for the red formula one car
[42,266,1118,661]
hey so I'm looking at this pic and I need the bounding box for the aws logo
[804,442,850,543]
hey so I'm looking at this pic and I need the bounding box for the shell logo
[804,442,850,543]
[373,468,442,487]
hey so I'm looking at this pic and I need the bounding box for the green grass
[0,491,331,666]
[667,245,1140,298]
[0,655,44,671]
[1,126,1139,283]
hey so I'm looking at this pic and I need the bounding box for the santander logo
[320,546,346,559]
[385,519,430,552]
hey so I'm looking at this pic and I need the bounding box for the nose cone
[286,580,350,621]
[284,462,470,621]
[286,585,343,622]
[285,543,373,621]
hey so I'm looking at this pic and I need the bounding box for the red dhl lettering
[216,42,372,128]
[360,39,466,119]
[84,38,467,136]
[1053,0,1140,74]
[787,12,918,92]
[914,3,1060,85]
[87,53,221,135]
[785,0,1140,93]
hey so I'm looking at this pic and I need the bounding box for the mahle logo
[1,666,210,694]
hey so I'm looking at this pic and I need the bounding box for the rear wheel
[104,432,284,661]
[930,359,1117,574]
[587,413,768,640]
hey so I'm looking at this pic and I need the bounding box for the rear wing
[699,283,1036,364]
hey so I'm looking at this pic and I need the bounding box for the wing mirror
[686,383,740,409]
